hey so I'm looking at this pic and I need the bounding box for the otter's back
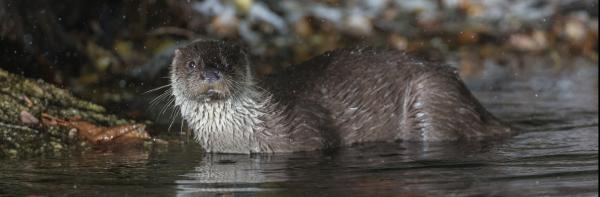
[262,48,512,144]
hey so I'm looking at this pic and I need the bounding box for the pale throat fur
[174,87,275,153]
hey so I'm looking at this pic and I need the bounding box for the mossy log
[0,68,147,158]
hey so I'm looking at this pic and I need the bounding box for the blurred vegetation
[0,0,597,121]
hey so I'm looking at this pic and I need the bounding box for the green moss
[0,68,143,158]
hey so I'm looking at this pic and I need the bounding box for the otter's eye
[187,61,197,69]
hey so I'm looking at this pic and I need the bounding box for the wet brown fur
[170,40,513,153]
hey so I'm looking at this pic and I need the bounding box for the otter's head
[170,40,252,102]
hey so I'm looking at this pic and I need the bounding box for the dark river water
[1,66,597,196]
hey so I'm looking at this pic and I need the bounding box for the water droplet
[119,80,127,88]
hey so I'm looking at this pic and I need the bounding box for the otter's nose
[202,69,221,82]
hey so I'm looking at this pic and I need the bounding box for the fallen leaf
[41,113,151,145]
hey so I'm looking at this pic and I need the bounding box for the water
[1,68,597,196]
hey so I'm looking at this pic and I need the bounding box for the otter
[169,40,513,154]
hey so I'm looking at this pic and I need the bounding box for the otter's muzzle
[202,68,221,83]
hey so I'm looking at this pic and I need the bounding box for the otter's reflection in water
[175,154,290,195]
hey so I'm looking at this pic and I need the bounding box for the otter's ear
[174,49,182,57]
